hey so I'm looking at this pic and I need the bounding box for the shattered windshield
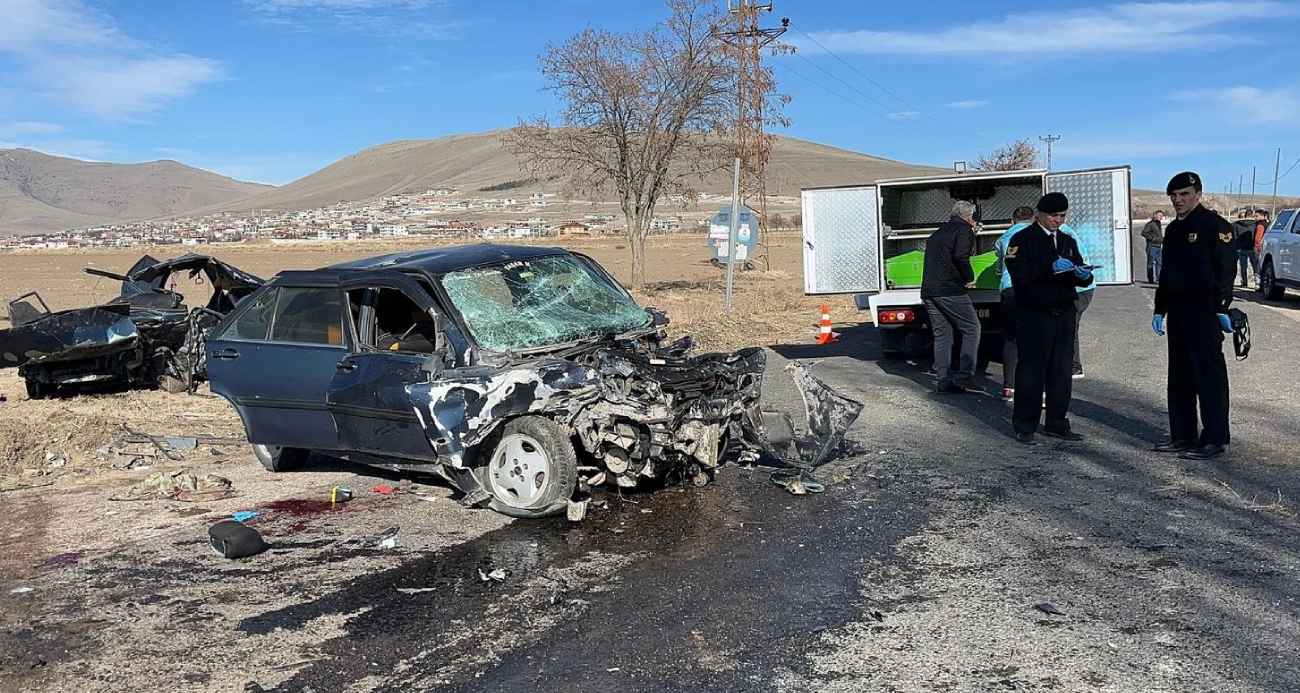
[440,254,650,352]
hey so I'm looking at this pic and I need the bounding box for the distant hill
[193,130,949,215]
[0,149,271,236]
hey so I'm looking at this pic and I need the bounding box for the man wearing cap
[1004,192,1094,446]
[1152,171,1236,460]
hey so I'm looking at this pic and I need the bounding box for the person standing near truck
[1233,210,1259,287]
[995,206,1037,400]
[1058,224,1097,378]
[920,200,980,394]
[1141,210,1165,283]
[1004,192,1093,445]
[1151,171,1236,460]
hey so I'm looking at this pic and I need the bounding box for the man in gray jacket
[921,200,980,394]
[1141,210,1165,283]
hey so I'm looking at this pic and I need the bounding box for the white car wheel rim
[489,434,553,508]
[255,444,281,459]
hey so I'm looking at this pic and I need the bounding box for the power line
[1260,156,1299,186]
[786,20,971,142]
[772,60,961,143]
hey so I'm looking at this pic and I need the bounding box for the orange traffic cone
[814,304,837,345]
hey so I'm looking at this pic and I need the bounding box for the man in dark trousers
[921,200,980,394]
[1152,171,1236,460]
[1141,210,1165,283]
[1004,192,1093,445]
[1233,210,1259,288]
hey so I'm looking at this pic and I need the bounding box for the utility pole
[716,0,787,309]
[1271,147,1282,219]
[1251,166,1256,209]
[1038,134,1061,171]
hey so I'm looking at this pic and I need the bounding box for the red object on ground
[371,485,394,494]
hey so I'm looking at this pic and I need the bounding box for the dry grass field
[0,232,857,484]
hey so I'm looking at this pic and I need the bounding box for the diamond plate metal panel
[805,187,880,294]
[886,182,1041,228]
[1048,171,1117,283]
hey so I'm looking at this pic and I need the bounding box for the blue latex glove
[1152,314,1165,336]
[1073,266,1093,281]
[1217,313,1232,333]
[1052,257,1075,273]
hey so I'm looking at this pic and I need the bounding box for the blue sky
[1,0,1298,197]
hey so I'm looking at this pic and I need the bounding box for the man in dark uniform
[1004,192,1094,445]
[1152,171,1236,460]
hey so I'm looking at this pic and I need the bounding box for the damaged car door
[326,274,451,461]
[206,280,348,456]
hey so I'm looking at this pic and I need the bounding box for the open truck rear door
[1047,166,1134,285]
[802,185,882,295]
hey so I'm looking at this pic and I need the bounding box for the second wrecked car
[0,254,263,398]
[205,245,862,517]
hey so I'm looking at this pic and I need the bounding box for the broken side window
[268,288,344,346]
[439,255,649,352]
[347,287,438,354]
[224,288,280,341]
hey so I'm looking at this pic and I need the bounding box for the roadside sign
[708,205,759,265]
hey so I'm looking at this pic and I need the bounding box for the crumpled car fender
[406,359,603,466]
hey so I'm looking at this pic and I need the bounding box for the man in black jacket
[1152,171,1236,460]
[1141,211,1165,283]
[1233,211,1259,287]
[920,200,980,394]
[1004,192,1093,445]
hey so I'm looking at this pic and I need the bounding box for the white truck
[801,167,1135,358]
[1258,207,1300,300]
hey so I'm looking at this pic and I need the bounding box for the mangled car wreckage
[203,245,862,517]
[0,254,263,398]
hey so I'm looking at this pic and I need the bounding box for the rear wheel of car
[1260,261,1285,300]
[483,417,577,515]
[252,444,308,472]
[24,379,53,400]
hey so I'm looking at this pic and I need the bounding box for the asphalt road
[4,280,1299,692]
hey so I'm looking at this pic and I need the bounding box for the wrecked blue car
[205,245,861,517]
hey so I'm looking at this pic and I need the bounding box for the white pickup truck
[1259,207,1300,300]
[801,167,1135,357]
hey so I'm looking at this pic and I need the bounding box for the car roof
[323,243,571,275]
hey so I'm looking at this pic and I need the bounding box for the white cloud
[888,111,922,120]
[945,100,987,109]
[245,0,460,38]
[7,138,120,160]
[799,2,1300,56]
[1169,86,1300,126]
[0,0,224,119]
[0,121,66,136]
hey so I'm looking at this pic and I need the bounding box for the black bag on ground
[209,520,267,559]
[1229,308,1250,361]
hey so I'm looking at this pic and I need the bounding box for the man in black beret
[1004,192,1094,445]
[1151,171,1236,459]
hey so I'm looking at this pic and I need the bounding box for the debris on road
[770,468,826,495]
[111,470,237,502]
[45,452,67,468]
[395,587,439,595]
[566,499,589,522]
[372,485,394,495]
[478,568,506,582]
[9,587,34,594]
[209,519,267,559]
[329,486,354,503]
[232,510,259,522]
[363,526,400,548]
[1034,602,1066,616]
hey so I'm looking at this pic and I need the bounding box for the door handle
[212,348,240,360]
[336,360,358,372]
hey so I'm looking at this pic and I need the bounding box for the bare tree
[505,0,742,290]
[972,139,1040,172]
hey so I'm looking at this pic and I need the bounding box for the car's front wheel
[252,444,308,472]
[1260,261,1285,300]
[482,416,577,517]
